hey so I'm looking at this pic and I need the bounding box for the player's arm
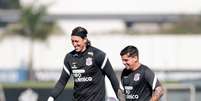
[48,59,71,101]
[104,60,125,101]
[150,85,164,101]
[95,53,125,101]
[144,68,164,101]
[118,81,126,101]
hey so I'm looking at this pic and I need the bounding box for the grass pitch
[1,81,74,89]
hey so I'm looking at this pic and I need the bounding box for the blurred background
[1,0,201,101]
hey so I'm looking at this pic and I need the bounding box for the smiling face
[71,36,87,53]
[120,45,140,71]
[121,53,138,70]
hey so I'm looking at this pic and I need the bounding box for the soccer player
[47,26,124,101]
[120,45,164,101]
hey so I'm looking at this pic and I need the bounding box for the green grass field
[1,81,74,88]
[0,80,177,89]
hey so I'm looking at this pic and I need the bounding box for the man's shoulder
[140,64,154,74]
[90,46,105,55]
[66,51,73,56]
[122,69,132,76]
[140,64,151,70]
[90,46,102,52]
[64,50,75,59]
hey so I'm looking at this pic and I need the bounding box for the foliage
[3,3,59,80]
[165,15,201,34]
[0,0,20,9]
[6,5,57,41]
[1,81,74,89]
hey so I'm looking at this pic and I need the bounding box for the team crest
[86,57,92,66]
[134,73,140,81]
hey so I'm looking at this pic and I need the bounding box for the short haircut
[120,45,139,57]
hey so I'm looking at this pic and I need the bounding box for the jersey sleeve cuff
[47,96,54,101]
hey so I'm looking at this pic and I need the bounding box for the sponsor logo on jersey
[125,86,133,90]
[72,68,93,82]
[125,86,133,95]
[124,86,139,100]
[126,94,139,99]
[86,57,92,66]
[88,52,93,56]
[75,77,93,82]
[72,69,85,73]
[73,73,82,78]
[133,73,140,81]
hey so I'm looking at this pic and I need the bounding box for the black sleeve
[144,67,161,90]
[50,69,70,99]
[95,52,120,96]
[120,69,125,89]
[50,56,71,99]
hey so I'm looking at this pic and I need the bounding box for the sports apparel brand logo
[86,57,92,66]
[133,73,140,81]
[72,62,78,69]
[72,65,78,69]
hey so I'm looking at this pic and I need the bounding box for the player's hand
[117,89,125,101]
[47,96,54,101]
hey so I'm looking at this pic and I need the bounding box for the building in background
[1,0,201,82]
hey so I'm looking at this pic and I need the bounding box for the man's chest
[122,70,145,86]
[69,55,101,83]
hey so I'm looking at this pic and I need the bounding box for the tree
[5,4,58,80]
[0,0,20,9]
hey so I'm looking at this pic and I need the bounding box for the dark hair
[71,26,88,38]
[71,26,91,46]
[120,45,139,57]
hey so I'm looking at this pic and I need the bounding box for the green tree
[5,4,58,80]
[0,0,20,9]
[167,15,201,34]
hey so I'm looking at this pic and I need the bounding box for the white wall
[1,34,201,71]
[20,0,201,14]
[90,34,201,70]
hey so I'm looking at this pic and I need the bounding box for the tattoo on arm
[150,86,164,101]
[153,86,164,96]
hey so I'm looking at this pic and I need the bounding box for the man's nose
[123,61,126,65]
[72,42,77,46]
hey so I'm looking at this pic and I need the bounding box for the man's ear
[134,56,138,62]
[84,38,87,43]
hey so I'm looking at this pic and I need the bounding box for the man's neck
[79,45,87,53]
[132,63,141,71]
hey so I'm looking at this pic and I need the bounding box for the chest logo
[71,62,78,69]
[88,52,94,56]
[72,64,78,69]
[133,73,140,81]
[86,57,92,66]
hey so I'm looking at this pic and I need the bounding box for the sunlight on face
[71,36,87,52]
[121,54,138,70]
